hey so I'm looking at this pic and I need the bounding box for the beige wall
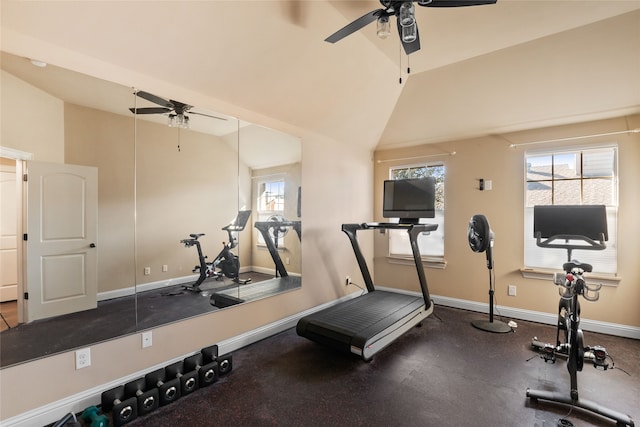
[1,70,64,162]
[134,119,240,286]
[64,103,136,293]
[373,114,640,328]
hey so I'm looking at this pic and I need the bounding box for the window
[524,146,618,275]
[257,179,285,246]
[388,163,445,262]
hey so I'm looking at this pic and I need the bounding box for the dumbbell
[165,360,199,396]
[201,343,233,376]
[183,353,218,388]
[217,351,233,376]
[145,367,181,406]
[81,406,108,427]
[101,385,138,427]
[124,377,159,417]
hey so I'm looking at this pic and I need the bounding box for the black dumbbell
[184,353,218,388]
[217,352,233,376]
[165,361,199,396]
[145,368,181,406]
[101,385,138,427]
[124,377,159,416]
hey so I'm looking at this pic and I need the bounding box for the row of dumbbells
[79,345,232,427]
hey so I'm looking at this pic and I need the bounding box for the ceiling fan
[325,0,497,55]
[129,90,226,128]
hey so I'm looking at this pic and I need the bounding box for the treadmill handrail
[341,222,437,307]
[255,220,302,277]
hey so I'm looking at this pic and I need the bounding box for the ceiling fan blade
[397,20,421,55]
[325,9,384,43]
[135,90,174,108]
[423,0,497,7]
[129,107,171,115]
[189,111,228,121]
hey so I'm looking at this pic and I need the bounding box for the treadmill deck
[296,290,431,360]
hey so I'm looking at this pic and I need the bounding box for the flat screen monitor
[533,205,608,241]
[383,178,436,224]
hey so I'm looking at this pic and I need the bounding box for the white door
[25,161,98,321]
[0,165,18,302]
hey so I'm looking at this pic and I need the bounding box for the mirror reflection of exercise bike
[180,211,252,292]
[526,205,634,427]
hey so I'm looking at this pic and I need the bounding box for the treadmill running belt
[296,291,425,355]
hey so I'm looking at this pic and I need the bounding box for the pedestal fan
[468,214,511,333]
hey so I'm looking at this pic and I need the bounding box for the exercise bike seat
[563,260,592,273]
[189,233,205,239]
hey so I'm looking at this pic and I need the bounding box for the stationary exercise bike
[526,205,634,427]
[180,211,252,291]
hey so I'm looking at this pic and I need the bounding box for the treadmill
[296,221,437,361]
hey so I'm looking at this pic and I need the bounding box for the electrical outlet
[144,267,151,275]
[142,331,153,348]
[508,285,517,296]
[75,347,91,369]
[345,276,351,286]
[162,264,168,272]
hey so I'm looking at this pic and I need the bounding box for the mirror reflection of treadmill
[210,218,301,308]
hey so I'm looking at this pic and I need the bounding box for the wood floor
[0,300,17,332]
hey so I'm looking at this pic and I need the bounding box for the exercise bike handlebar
[535,232,606,252]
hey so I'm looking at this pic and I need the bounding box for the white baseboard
[96,267,294,302]
[97,275,198,301]
[432,294,640,339]
[3,290,637,427]
[375,286,640,340]
[0,284,18,302]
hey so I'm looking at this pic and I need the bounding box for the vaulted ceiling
[2,1,639,151]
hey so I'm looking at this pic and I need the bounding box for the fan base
[471,319,512,333]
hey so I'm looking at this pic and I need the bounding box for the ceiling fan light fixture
[401,22,418,43]
[399,2,415,27]
[168,113,189,129]
[376,16,391,39]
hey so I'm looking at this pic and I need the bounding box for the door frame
[0,146,33,324]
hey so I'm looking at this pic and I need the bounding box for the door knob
[90,243,96,248]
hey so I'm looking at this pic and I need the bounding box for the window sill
[257,244,286,251]
[520,268,621,287]
[386,256,447,270]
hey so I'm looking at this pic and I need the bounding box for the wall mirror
[0,51,302,368]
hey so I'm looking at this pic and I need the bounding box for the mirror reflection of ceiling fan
[325,0,497,55]
[129,90,226,128]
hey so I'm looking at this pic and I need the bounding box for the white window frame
[256,178,286,247]
[523,145,619,282]
[387,163,446,269]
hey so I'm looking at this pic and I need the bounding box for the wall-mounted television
[383,177,436,224]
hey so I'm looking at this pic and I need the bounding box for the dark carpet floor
[124,305,639,427]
